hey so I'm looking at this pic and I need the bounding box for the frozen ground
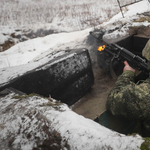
[1,0,150,120]
[0,91,145,150]
[0,0,119,52]
[0,0,119,32]
[1,0,150,68]
[1,0,150,149]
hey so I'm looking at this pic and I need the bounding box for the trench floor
[71,61,116,120]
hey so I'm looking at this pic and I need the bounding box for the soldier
[106,39,150,137]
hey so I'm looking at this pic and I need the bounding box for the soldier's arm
[106,61,144,119]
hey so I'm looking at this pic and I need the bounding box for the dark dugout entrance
[117,35,149,56]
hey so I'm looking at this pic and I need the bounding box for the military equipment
[90,30,149,81]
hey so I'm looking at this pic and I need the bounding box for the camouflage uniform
[106,39,150,132]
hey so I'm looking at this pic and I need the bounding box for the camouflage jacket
[106,70,150,131]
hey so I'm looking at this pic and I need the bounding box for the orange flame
[98,45,106,51]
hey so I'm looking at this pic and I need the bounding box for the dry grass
[136,16,150,22]
[0,0,142,31]
[0,0,120,30]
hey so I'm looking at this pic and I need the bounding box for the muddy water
[71,60,116,120]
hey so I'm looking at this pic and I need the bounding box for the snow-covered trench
[0,92,145,150]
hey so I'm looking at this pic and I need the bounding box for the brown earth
[72,51,116,120]
[0,40,15,52]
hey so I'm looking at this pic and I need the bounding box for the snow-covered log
[0,90,148,150]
